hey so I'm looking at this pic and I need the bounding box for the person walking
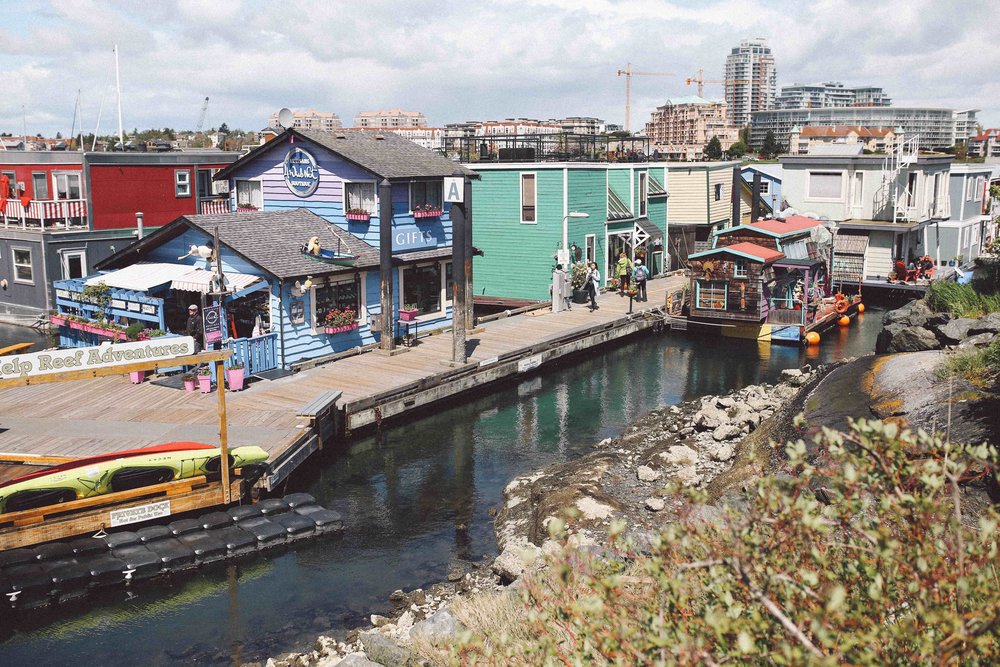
[632,259,649,302]
[614,251,633,295]
[587,262,601,311]
[186,304,204,353]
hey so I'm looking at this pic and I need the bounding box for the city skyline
[2,0,997,139]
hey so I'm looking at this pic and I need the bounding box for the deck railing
[226,333,278,375]
[2,198,87,229]
[198,198,231,215]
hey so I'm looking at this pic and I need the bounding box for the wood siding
[688,256,767,322]
[865,231,893,279]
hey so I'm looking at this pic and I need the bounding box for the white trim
[234,178,263,210]
[344,178,378,215]
[174,169,192,198]
[58,247,88,280]
[638,171,648,217]
[310,273,367,336]
[585,234,596,264]
[519,172,537,224]
[53,170,83,200]
[11,246,34,285]
[562,167,569,250]
[398,260,452,321]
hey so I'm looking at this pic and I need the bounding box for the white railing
[198,198,231,215]
[2,198,87,229]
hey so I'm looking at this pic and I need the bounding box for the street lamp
[562,211,590,258]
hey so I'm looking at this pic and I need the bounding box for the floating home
[53,129,474,371]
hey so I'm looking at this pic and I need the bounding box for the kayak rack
[0,492,343,611]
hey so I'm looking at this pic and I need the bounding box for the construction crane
[195,96,209,135]
[616,63,674,132]
[685,68,750,98]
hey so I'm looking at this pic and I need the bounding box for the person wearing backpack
[632,259,649,302]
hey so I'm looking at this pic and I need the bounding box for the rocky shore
[251,365,827,667]
[876,299,1000,353]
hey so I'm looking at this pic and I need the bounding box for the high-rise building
[267,109,343,131]
[353,109,428,128]
[645,96,740,160]
[775,82,891,109]
[724,38,777,127]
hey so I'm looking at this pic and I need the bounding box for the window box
[67,319,128,341]
[399,308,419,321]
[413,208,442,219]
[345,212,371,222]
[50,314,69,327]
[324,322,359,335]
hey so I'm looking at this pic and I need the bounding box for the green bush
[455,420,1000,665]
[925,281,1000,318]
[937,339,1000,387]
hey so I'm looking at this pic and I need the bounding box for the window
[175,169,191,197]
[410,181,442,211]
[60,249,86,280]
[197,168,227,198]
[758,180,770,195]
[315,278,359,319]
[906,172,918,207]
[1,171,15,197]
[32,172,49,200]
[638,172,648,217]
[807,172,843,199]
[235,180,263,210]
[521,173,536,223]
[54,172,81,199]
[975,176,985,201]
[345,182,376,214]
[852,171,863,207]
[966,177,976,201]
[714,183,722,201]
[696,280,727,310]
[585,234,596,264]
[12,248,33,284]
[733,259,748,278]
[401,262,445,315]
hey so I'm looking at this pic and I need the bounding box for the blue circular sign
[283,147,320,197]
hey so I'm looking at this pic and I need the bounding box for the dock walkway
[0,274,686,488]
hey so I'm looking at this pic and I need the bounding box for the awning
[85,263,194,291]
[634,217,664,243]
[171,268,263,294]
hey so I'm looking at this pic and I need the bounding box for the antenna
[277,108,294,129]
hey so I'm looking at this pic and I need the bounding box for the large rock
[672,465,702,487]
[934,318,979,345]
[712,423,742,441]
[707,441,736,461]
[882,299,932,328]
[876,323,906,353]
[692,401,727,430]
[636,466,662,482]
[968,312,1000,336]
[409,608,464,646]
[957,332,996,349]
[660,445,698,466]
[360,633,414,667]
[336,655,383,667]
[886,326,941,353]
[491,541,542,583]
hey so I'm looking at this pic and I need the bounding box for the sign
[110,500,171,527]
[557,249,570,267]
[289,299,305,325]
[283,147,320,197]
[141,304,157,315]
[127,301,141,312]
[517,355,542,373]
[393,226,439,251]
[203,305,225,344]
[0,336,195,380]
[443,176,464,203]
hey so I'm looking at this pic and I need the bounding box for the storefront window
[315,278,359,318]
[402,263,442,314]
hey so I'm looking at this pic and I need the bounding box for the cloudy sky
[2,0,997,138]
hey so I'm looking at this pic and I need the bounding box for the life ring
[834,300,848,314]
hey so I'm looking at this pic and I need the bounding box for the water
[0,312,884,665]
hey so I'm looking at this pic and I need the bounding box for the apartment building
[353,109,428,128]
[724,38,777,127]
[267,109,343,132]
[645,96,739,161]
[789,126,901,155]
[968,129,1000,159]
[775,82,891,110]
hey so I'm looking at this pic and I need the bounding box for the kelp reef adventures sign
[0,337,195,381]
[283,146,320,197]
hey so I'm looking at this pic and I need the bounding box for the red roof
[971,128,1000,141]
[750,215,823,235]
[722,242,784,262]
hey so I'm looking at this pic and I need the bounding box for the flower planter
[66,319,127,341]
[399,309,419,321]
[198,374,212,393]
[572,289,590,304]
[324,322,359,335]
[50,314,69,327]
[413,209,442,219]
[345,212,370,222]
[184,377,196,392]
[129,370,145,384]
[227,367,245,391]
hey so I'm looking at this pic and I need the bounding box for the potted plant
[183,373,196,392]
[129,369,146,384]
[227,361,246,392]
[399,303,419,321]
[345,207,371,222]
[413,203,442,219]
[197,367,212,393]
[324,307,359,334]
[570,262,590,304]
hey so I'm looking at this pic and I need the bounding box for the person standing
[632,259,649,302]
[614,251,633,295]
[186,304,204,353]
[552,264,572,312]
[587,262,601,311]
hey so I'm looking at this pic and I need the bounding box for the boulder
[708,441,736,462]
[780,368,803,380]
[712,423,742,441]
[883,299,932,328]
[716,396,736,408]
[957,333,996,349]
[876,323,906,354]
[644,497,665,512]
[692,402,727,431]
[934,318,979,345]
[636,466,662,483]
[360,633,415,667]
[886,326,941,353]
[409,608,464,646]
[660,445,698,466]
[336,655,382,667]
[672,465,702,487]
[772,384,798,400]
[491,541,542,583]
[968,312,1000,336]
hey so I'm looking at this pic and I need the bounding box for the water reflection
[0,313,884,665]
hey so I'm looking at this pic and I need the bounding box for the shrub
[455,419,1000,665]
[125,322,144,341]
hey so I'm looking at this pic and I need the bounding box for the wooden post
[215,358,231,503]
[464,178,475,331]
[451,173,467,364]
[378,178,394,351]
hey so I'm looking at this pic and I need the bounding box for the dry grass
[449,588,534,652]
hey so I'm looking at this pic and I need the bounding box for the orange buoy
[805,331,821,345]
[857,303,865,313]
[838,315,851,326]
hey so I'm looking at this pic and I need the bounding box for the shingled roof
[216,128,476,182]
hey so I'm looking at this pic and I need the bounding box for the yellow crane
[616,63,674,132]
[685,68,750,98]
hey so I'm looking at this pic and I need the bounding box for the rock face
[934,318,979,345]
[883,299,933,328]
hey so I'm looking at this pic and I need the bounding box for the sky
[1,0,997,138]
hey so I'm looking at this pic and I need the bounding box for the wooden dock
[0,274,686,493]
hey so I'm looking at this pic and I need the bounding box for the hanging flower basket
[345,212,371,222]
[324,322,359,335]
[413,208,442,219]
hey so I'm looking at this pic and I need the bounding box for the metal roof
[607,186,632,220]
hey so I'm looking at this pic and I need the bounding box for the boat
[301,236,356,267]
[0,342,33,355]
[0,445,269,514]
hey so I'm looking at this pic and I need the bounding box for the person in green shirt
[614,251,633,295]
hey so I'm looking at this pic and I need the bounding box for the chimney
[136,211,144,239]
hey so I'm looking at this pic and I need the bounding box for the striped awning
[170,268,263,294]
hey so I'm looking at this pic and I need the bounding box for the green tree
[219,122,230,134]
[704,136,723,160]
[726,140,748,159]
[739,125,751,146]
[761,130,781,158]
[455,419,1000,665]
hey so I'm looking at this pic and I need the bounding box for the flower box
[345,212,371,222]
[67,319,128,341]
[324,322,359,335]
[50,314,68,327]
[227,367,245,391]
[129,370,145,384]
[413,209,442,219]
[399,308,419,321]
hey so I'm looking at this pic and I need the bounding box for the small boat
[0,445,269,514]
[0,342,33,356]
[301,236,356,267]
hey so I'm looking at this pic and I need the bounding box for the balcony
[2,198,87,230]
[198,198,231,215]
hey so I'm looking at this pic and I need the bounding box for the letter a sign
[443,177,464,203]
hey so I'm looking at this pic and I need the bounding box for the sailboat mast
[114,44,124,149]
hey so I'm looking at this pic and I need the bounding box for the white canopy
[85,263,263,295]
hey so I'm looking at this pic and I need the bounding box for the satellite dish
[277,108,293,129]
